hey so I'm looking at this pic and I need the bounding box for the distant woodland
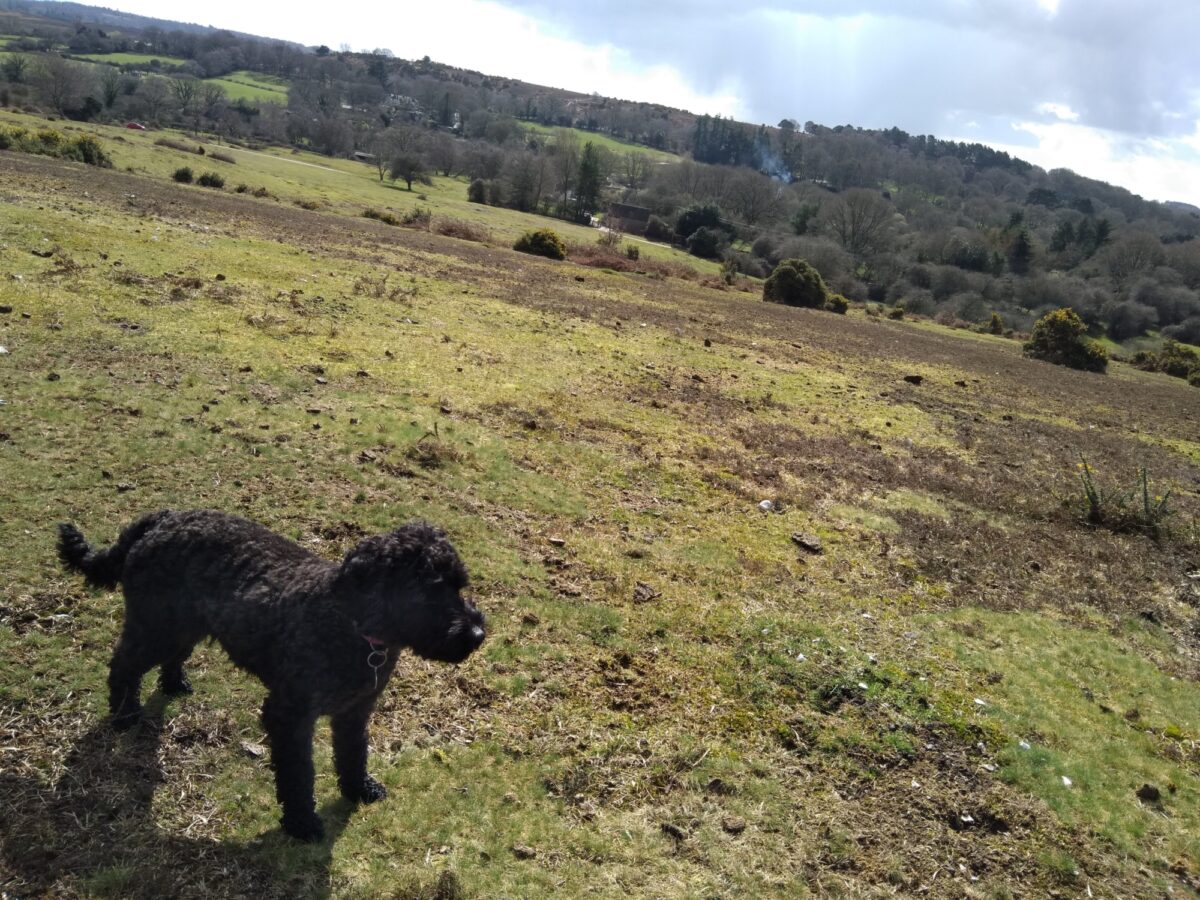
[3,0,1200,341]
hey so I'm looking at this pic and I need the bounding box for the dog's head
[335,522,485,663]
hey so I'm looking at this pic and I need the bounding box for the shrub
[252,186,270,198]
[687,226,728,259]
[513,228,566,260]
[172,166,194,183]
[675,204,725,240]
[209,150,236,164]
[988,312,1004,335]
[1130,340,1199,379]
[196,172,224,188]
[1023,308,1108,372]
[1074,456,1173,540]
[720,257,738,284]
[234,183,249,193]
[597,229,622,250]
[59,135,111,167]
[825,293,849,314]
[763,258,828,308]
[625,244,640,262]
[401,206,432,229]
[888,303,906,320]
[644,215,673,243]
[467,178,486,203]
[1189,369,1200,388]
[294,198,320,210]
[362,208,400,226]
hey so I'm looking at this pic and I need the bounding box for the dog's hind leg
[262,693,323,842]
[158,641,198,696]
[333,699,387,804]
[107,625,159,729]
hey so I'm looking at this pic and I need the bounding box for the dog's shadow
[0,695,351,899]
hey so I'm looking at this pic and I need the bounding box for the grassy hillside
[1,121,1199,898]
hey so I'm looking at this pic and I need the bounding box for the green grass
[942,609,1200,874]
[205,70,288,104]
[521,121,679,164]
[1,105,1198,897]
[77,51,190,66]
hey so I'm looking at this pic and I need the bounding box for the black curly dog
[57,509,486,842]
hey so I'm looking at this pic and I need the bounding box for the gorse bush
[825,293,849,314]
[172,166,194,183]
[196,172,224,188]
[513,228,567,260]
[1131,340,1200,383]
[763,257,829,309]
[467,178,486,204]
[362,208,400,226]
[1023,308,1108,372]
[0,126,111,167]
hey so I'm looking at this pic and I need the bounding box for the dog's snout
[469,624,486,647]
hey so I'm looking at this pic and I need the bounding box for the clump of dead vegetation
[435,218,489,243]
[567,241,698,280]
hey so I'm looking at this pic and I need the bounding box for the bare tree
[820,188,895,257]
[620,150,652,190]
[551,128,580,215]
[99,66,125,110]
[137,76,172,125]
[35,55,87,114]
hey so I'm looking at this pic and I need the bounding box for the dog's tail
[57,511,170,589]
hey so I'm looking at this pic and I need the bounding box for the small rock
[239,365,253,373]
[574,275,585,282]
[511,844,537,860]
[659,822,687,841]
[0,347,8,356]
[1136,783,1161,803]
[215,273,226,281]
[315,377,327,385]
[721,816,747,835]
[633,581,660,604]
[46,372,60,382]
[547,536,566,547]
[954,379,967,387]
[791,533,823,554]
[355,370,370,378]
[116,482,136,493]
[439,404,452,414]
[305,408,322,415]
[0,305,11,314]
[903,374,923,385]
[1018,740,1031,750]
[758,499,775,512]
[520,612,541,626]
[1061,775,1073,787]
[703,338,712,347]
[241,741,265,758]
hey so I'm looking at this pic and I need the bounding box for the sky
[81,0,1200,207]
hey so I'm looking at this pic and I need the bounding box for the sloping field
[0,146,1198,898]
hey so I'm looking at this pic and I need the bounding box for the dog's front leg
[262,693,323,841]
[332,699,387,804]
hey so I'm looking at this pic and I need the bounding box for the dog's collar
[362,635,389,651]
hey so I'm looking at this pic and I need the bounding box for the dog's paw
[110,710,142,732]
[343,775,388,804]
[282,812,326,843]
[160,674,194,697]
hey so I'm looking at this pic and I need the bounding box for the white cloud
[1035,102,1080,122]
[966,119,1200,207]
